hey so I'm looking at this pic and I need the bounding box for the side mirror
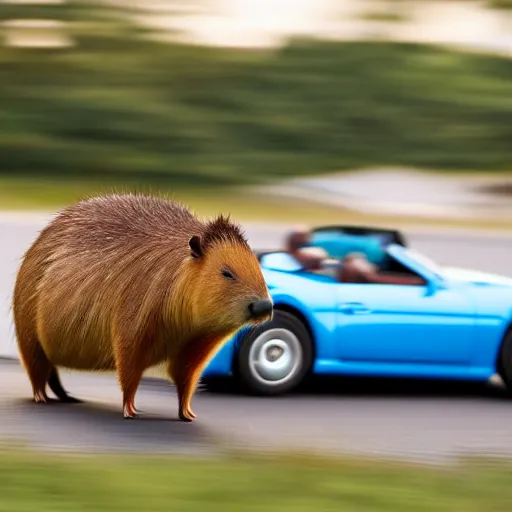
[424,275,447,297]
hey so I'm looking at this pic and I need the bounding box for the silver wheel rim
[248,328,303,387]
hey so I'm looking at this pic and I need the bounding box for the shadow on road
[200,375,510,402]
[2,396,219,454]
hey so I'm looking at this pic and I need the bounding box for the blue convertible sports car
[201,225,512,396]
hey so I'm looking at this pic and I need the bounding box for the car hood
[442,266,512,288]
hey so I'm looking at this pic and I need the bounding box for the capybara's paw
[179,406,196,422]
[123,402,138,419]
[33,391,48,403]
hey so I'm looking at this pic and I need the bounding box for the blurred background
[0,0,511,225]
[1,1,512,510]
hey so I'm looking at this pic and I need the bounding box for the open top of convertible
[253,224,454,287]
[258,245,425,280]
[255,224,408,269]
[309,225,406,265]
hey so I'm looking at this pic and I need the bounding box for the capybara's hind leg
[115,350,145,419]
[48,368,82,403]
[17,333,52,403]
[119,367,144,419]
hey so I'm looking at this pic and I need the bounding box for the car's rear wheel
[235,310,313,395]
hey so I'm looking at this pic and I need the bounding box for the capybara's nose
[248,299,273,319]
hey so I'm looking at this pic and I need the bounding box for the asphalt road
[1,214,512,463]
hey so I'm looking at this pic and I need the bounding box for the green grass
[0,177,353,222]
[3,177,512,232]
[0,447,511,511]
[1,1,511,188]
[359,10,409,23]
[486,0,512,9]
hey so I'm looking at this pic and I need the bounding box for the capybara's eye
[221,268,235,280]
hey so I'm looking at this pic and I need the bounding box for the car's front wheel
[498,327,512,395]
[235,310,313,395]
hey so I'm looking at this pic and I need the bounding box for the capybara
[12,193,273,422]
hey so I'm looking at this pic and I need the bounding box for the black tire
[199,376,235,394]
[498,327,512,395]
[235,310,313,396]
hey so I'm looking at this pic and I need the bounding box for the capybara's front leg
[169,335,227,422]
[171,368,198,422]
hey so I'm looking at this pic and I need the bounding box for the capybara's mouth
[246,309,273,326]
[246,317,272,329]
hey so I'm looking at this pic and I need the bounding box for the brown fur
[12,193,272,421]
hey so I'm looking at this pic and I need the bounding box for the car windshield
[400,247,445,278]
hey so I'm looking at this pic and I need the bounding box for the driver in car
[285,226,368,279]
[285,227,329,272]
[284,226,423,285]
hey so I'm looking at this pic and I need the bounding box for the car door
[333,280,477,366]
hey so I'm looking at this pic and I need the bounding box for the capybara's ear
[189,236,203,259]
